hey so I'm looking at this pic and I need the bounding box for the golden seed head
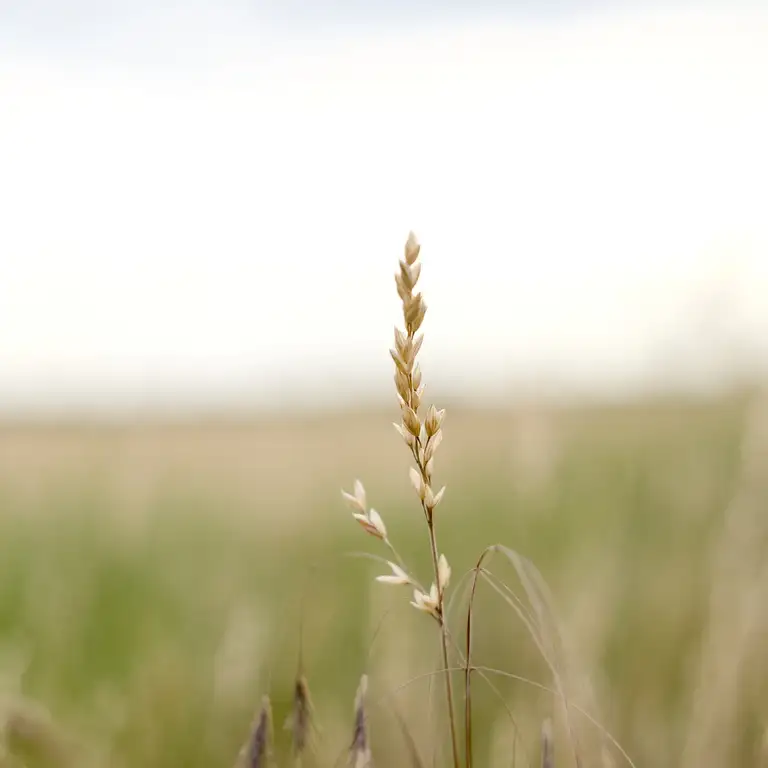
[392,235,430,414]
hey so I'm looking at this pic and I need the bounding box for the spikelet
[342,480,389,541]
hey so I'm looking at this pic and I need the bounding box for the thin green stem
[426,516,461,768]
[408,434,461,768]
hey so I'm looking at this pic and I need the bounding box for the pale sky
[1,3,767,414]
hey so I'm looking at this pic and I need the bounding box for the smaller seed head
[352,509,387,540]
[341,481,367,514]
[410,584,440,620]
[375,561,411,586]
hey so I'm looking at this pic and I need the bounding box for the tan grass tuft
[234,695,273,768]
[287,674,314,759]
[682,392,768,768]
[348,675,372,768]
[0,696,80,767]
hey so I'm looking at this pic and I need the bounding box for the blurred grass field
[0,391,766,767]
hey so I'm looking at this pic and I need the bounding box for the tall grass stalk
[343,233,459,768]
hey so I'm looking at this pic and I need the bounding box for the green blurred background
[1,391,766,767]
[3,1,767,764]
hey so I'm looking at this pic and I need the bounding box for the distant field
[0,392,766,768]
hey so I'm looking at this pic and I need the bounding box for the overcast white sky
[1,2,767,414]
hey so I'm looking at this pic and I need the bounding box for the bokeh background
[1,1,767,767]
